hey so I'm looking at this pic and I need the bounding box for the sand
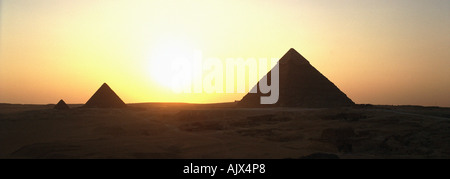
[0,103,449,159]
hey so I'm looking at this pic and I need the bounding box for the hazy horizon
[1,0,449,107]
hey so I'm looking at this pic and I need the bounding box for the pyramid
[54,99,70,110]
[239,48,355,108]
[83,83,127,108]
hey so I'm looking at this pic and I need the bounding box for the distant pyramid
[54,99,70,110]
[239,48,355,107]
[83,83,127,108]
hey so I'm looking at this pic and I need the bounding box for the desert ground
[0,103,449,159]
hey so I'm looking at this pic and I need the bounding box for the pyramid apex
[280,48,309,65]
[286,48,302,56]
[99,83,112,89]
[54,99,69,110]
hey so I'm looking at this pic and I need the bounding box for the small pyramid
[54,99,70,110]
[83,83,127,108]
[239,48,355,107]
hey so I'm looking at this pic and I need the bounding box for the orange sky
[1,0,449,107]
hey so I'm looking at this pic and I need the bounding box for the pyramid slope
[54,99,70,110]
[84,83,127,108]
[239,48,355,108]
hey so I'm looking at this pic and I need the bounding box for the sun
[148,39,195,92]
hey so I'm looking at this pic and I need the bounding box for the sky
[1,0,449,107]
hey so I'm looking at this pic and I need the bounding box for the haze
[1,0,449,107]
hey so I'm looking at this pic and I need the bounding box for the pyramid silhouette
[54,99,70,110]
[83,83,127,108]
[239,48,355,107]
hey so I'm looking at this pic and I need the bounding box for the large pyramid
[83,83,127,108]
[239,48,354,107]
[54,99,70,110]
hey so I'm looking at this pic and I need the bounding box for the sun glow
[148,39,197,92]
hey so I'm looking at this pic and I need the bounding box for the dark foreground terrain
[0,103,449,159]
